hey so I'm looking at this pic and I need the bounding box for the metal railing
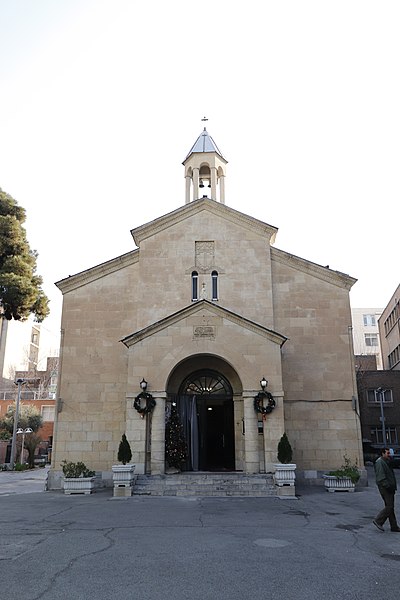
[0,390,40,401]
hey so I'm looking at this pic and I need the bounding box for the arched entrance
[176,369,235,471]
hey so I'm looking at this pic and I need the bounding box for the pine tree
[165,406,188,469]
[0,188,49,321]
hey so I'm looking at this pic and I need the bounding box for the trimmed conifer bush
[117,434,132,465]
[277,432,293,464]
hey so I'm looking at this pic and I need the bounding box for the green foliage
[0,187,49,322]
[0,429,11,440]
[165,406,188,469]
[0,403,43,434]
[24,432,42,469]
[277,432,293,464]
[61,460,95,478]
[328,455,360,484]
[14,462,29,471]
[117,434,132,465]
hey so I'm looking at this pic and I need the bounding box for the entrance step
[133,472,278,497]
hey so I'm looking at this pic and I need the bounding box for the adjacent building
[357,369,400,457]
[0,316,59,385]
[0,356,58,463]
[355,285,400,459]
[351,308,383,370]
[379,284,400,371]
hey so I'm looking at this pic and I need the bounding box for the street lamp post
[17,427,33,464]
[377,387,387,446]
[9,378,26,469]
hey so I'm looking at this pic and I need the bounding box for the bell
[208,183,211,188]
[199,179,204,188]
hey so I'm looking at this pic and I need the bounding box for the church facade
[49,128,363,488]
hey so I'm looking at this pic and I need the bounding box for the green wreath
[254,391,276,418]
[134,392,156,418]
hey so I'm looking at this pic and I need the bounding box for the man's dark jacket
[374,456,397,492]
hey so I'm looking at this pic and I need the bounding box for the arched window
[211,271,218,300]
[179,369,232,396]
[191,271,198,301]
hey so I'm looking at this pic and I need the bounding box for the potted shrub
[61,460,96,495]
[323,455,360,492]
[112,434,135,497]
[273,433,297,493]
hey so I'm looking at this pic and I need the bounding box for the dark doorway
[198,398,235,471]
[176,370,235,471]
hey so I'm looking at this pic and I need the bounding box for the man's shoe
[373,520,384,532]
[390,527,400,532]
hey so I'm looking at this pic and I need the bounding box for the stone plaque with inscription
[193,325,216,339]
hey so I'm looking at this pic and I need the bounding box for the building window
[31,332,39,345]
[191,271,198,301]
[370,427,398,446]
[367,389,393,404]
[41,405,55,422]
[363,314,376,327]
[365,333,378,347]
[211,271,218,300]
[388,345,400,369]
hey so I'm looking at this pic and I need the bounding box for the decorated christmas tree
[165,405,188,469]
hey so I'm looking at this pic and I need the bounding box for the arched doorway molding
[166,354,243,472]
[166,353,243,396]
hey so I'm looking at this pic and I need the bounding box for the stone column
[243,392,259,473]
[150,392,166,475]
[210,167,217,200]
[185,175,191,204]
[219,174,225,204]
[192,168,200,200]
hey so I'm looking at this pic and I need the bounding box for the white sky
[1,0,399,340]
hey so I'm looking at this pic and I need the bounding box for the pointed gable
[131,198,278,246]
[121,299,287,347]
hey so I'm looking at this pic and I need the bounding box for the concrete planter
[323,475,355,492]
[273,463,296,497]
[63,477,95,495]
[112,464,135,497]
[273,463,296,487]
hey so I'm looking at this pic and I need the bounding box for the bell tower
[183,120,227,204]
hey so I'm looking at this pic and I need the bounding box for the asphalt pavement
[1,467,400,600]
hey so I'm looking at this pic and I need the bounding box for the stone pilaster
[243,392,259,473]
[150,392,167,475]
[263,390,285,472]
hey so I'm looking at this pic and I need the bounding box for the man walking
[373,447,400,532]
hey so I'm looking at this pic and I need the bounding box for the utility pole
[377,387,387,446]
[9,378,26,469]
